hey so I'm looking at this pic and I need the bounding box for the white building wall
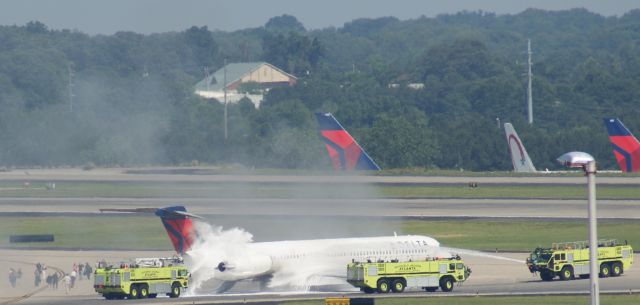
[240,64,291,83]
[195,90,263,108]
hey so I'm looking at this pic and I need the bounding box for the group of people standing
[8,261,93,294]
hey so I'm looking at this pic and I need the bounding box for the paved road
[2,167,640,185]
[2,168,639,219]
[8,251,639,305]
[0,197,638,219]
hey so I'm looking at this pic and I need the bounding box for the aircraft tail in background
[314,112,380,170]
[504,123,537,173]
[603,118,640,172]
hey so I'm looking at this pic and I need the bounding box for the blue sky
[1,0,639,34]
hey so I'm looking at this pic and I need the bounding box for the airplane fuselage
[212,235,443,282]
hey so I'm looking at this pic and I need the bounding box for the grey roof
[196,62,297,92]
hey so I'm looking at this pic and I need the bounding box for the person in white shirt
[63,274,71,294]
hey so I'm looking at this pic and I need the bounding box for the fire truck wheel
[540,270,554,281]
[169,282,181,298]
[362,287,375,294]
[600,263,611,278]
[425,287,438,292]
[128,285,139,299]
[138,285,149,299]
[377,279,390,293]
[391,279,406,293]
[560,266,574,280]
[439,276,454,292]
[611,262,623,277]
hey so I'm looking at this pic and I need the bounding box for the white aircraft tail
[504,123,536,173]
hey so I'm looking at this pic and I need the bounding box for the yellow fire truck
[347,257,470,293]
[526,239,633,281]
[94,257,189,300]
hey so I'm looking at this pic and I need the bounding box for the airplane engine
[215,255,273,281]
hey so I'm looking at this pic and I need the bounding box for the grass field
[282,294,640,305]
[0,216,170,250]
[2,181,640,199]
[1,216,637,251]
[401,219,639,251]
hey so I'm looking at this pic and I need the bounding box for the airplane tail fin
[101,206,198,255]
[603,118,640,172]
[504,123,536,173]
[314,112,380,170]
[154,206,199,255]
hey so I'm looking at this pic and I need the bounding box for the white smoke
[184,221,253,293]
[268,253,342,290]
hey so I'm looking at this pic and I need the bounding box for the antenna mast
[527,39,533,125]
[223,59,228,141]
[68,64,75,112]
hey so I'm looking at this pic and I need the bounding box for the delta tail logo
[315,113,380,170]
[503,123,536,173]
[603,118,640,172]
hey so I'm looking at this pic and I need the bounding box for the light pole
[556,151,598,305]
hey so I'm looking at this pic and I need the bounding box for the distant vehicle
[603,118,640,172]
[503,123,537,173]
[94,257,189,299]
[347,256,470,293]
[526,239,633,281]
[314,112,380,170]
[102,206,443,293]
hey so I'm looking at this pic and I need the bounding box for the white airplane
[504,122,620,174]
[504,123,537,173]
[103,206,445,293]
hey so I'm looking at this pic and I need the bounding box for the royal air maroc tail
[504,123,537,173]
[603,118,640,172]
[314,112,380,170]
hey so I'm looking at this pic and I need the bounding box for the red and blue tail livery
[155,206,197,255]
[604,118,640,172]
[315,112,380,170]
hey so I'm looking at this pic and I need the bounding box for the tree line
[1,9,640,170]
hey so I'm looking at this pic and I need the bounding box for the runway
[0,197,638,219]
[4,251,639,305]
[0,169,638,304]
[2,167,640,185]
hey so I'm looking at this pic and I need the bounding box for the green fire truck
[94,257,189,300]
[526,239,633,281]
[347,257,471,293]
